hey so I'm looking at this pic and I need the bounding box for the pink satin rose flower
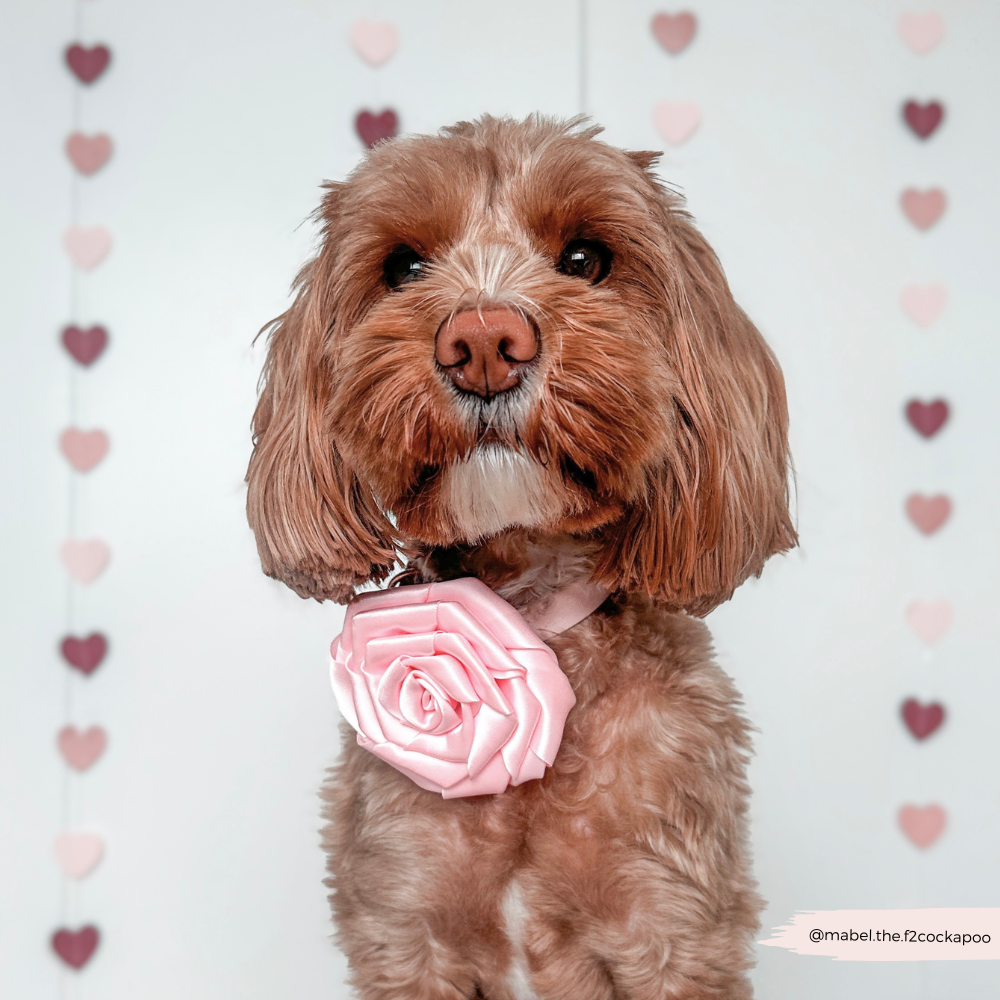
[329,578,576,798]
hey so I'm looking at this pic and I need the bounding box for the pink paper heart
[651,12,697,54]
[905,494,951,534]
[61,324,108,365]
[59,428,109,472]
[52,925,100,969]
[350,20,399,66]
[60,539,110,583]
[653,101,701,145]
[58,725,107,770]
[898,804,946,848]
[900,699,945,740]
[63,226,112,269]
[355,109,399,149]
[898,12,945,54]
[60,633,108,675]
[905,399,949,438]
[900,284,946,326]
[905,600,953,644]
[55,832,104,878]
[65,132,113,175]
[903,100,944,139]
[64,43,111,84]
[900,188,946,230]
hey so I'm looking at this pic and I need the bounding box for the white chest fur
[500,879,541,1000]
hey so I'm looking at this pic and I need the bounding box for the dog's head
[247,115,795,614]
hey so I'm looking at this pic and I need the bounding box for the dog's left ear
[595,193,797,616]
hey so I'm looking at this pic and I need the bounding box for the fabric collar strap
[520,579,609,640]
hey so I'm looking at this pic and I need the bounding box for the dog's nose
[435,307,538,397]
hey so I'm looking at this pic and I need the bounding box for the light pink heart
[651,12,697,54]
[905,599,952,644]
[350,20,398,66]
[63,226,112,269]
[59,428,109,472]
[58,725,107,771]
[905,493,951,534]
[60,539,110,583]
[898,12,945,54]
[898,804,946,848]
[55,832,104,878]
[653,101,701,145]
[900,284,946,326]
[65,133,113,175]
[900,188,946,230]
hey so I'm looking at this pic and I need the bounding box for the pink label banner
[759,909,1000,961]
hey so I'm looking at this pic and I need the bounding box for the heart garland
[895,12,951,851]
[56,28,115,975]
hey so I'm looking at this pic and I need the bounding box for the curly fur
[246,114,796,999]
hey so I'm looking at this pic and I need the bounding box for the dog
[246,115,795,1000]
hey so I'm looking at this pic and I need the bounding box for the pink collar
[519,579,609,639]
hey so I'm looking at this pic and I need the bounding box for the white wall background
[1,1,998,997]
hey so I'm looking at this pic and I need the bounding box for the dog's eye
[384,247,427,289]
[558,239,611,284]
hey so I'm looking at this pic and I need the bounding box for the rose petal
[402,652,480,703]
[397,672,443,731]
[436,601,528,680]
[431,630,512,714]
[497,676,542,778]
[329,654,360,730]
[466,704,519,778]
[510,749,547,785]
[441,752,512,799]
[521,652,577,765]
[366,734,472,791]
[428,578,548,652]
[405,701,476,761]
[361,630,437,679]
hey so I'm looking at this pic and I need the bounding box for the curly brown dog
[247,115,795,1000]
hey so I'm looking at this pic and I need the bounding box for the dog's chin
[440,444,564,543]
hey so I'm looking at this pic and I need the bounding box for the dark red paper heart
[60,633,108,675]
[905,399,949,438]
[52,925,100,969]
[903,100,944,139]
[65,44,111,85]
[901,699,945,740]
[355,109,398,149]
[61,325,108,365]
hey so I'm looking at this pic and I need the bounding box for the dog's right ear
[246,188,397,603]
